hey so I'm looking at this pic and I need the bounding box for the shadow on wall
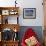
[18,26,44,44]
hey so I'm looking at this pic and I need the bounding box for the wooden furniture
[44,29,46,46]
[0,41,2,46]
[44,0,46,26]
[0,7,20,46]
[2,41,19,46]
[44,0,46,46]
[0,24,20,32]
[0,7,19,24]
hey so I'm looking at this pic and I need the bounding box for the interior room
[0,0,45,46]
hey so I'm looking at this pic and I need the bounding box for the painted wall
[0,1,44,44]
[18,0,44,26]
[0,0,44,26]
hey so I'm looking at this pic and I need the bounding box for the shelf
[2,40,19,43]
[0,7,19,24]
[2,41,19,46]
[0,7,19,10]
[1,15,19,24]
[0,7,19,16]
[0,24,20,32]
[0,7,20,46]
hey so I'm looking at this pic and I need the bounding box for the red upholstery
[21,28,41,46]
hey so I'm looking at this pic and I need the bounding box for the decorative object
[15,0,17,7]
[13,32,18,41]
[2,28,13,41]
[23,8,36,19]
[2,10,9,15]
[14,28,17,32]
[5,18,8,24]
[21,28,41,46]
[9,10,18,15]
[2,16,8,24]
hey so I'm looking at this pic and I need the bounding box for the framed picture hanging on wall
[23,8,36,19]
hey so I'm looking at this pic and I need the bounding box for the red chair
[21,28,41,46]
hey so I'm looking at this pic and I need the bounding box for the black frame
[23,8,36,19]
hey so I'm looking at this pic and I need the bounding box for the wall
[0,0,44,26]
[18,0,44,44]
[18,0,44,26]
[0,0,44,45]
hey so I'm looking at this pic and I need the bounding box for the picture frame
[2,10,9,15]
[23,8,36,19]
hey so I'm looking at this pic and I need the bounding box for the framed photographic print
[2,10,9,15]
[23,8,36,19]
